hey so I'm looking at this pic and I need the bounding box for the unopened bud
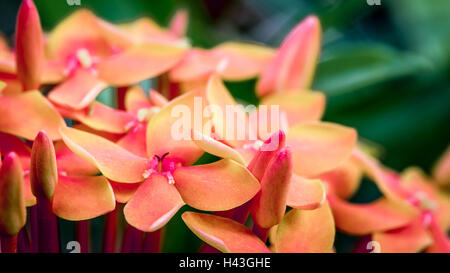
[250,147,293,228]
[0,152,26,236]
[30,130,58,199]
[15,0,44,91]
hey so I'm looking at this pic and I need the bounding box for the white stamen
[76,48,92,68]
[142,169,154,179]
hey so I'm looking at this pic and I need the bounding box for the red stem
[252,223,269,243]
[121,225,143,253]
[102,206,118,253]
[117,86,127,110]
[30,205,39,252]
[36,197,59,253]
[143,229,164,253]
[76,220,90,253]
[17,228,31,253]
[0,234,18,253]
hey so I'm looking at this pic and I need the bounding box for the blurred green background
[1,0,449,252]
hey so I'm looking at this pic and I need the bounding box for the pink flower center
[142,153,181,184]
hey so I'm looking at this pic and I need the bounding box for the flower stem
[252,222,269,243]
[116,87,127,110]
[143,229,164,253]
[102,205,118,253]
[35,198,59,253]
[0,234,18,253]
[17,227,31,253]
[121,225,143,253]
[76,220,90,253]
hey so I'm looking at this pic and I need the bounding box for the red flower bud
[15,0,44,91]
[0,152,26,236]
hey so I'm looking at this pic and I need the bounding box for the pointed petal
[318,156,363,199]
[212,42,275,81]
[53,174,115,221]
[182,212,271,253]
[116,123,147,157]
[48,68,108,110]
[146,91,205,165]
[54,141,98,176]
[97,43,186,86]
[60,127,148,182]
[432,145,450,186]
[0,91,65,140]
[327,194,419,235]
[124,174,184,232]
[173,159,260,211]
[260,91,325,127]
[287,122,357,177]
[0,132,31,170]
[15,0,44,90]
[286,174,326,210]
[191,129,246,165]
[275,202,335,253]
[250,148,292,228]
[257,16,321,96]
[47,9,117,60]
[124,86,151,114]
[109,180,141,203]
[372,217,432,253]
[169,10,188,38]
[352,148,411,202]
[169,49,220,82]
[149,90,168,107]
[206,74,249,147]
[426,215,450,253]
[58,101,137,134]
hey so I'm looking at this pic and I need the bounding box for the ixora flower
[0,130,115,223]
[40,7,188,110]
[59,91,261,232]
[327,148,450,253]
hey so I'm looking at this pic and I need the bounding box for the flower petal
[60,126,148,183]
[206,74,249,147]
[47,9,118,60]
[97,43,186,86]
[52,174,115,221]
[173,159,260,211]
[432,145,450,187]
[275,202,335,253]
[327,194,419,235]
[191,129,246,165]
[109,180,141,203]
[116,123,147,157]
[318,156,362,199]
[287,122,357,177]
[286,174,326,210]
[124,174,184,232]
[182,212,270,253]
[146,91,205,165]
[169,49,220,82]
[257,16,321,96]
[372,217,432,253]
[0,132,31,170]
[48,68,108,110]
[124,86,151,115]
[23,174,36,206]
[259,91,325,127]
[352,148,411,202]
[58,101,137,134]
[0,91,65,140]
[211,42,275,81]
[54,141,98,176]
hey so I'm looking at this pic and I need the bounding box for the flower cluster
[0,0,448,253]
